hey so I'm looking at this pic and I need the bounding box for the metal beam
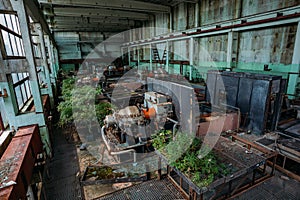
[50,7,150,20]
[50,24,132,30]
[23,0,55,46]
[56,40,104,44]
[38,0,170,13]
[52,28,129,33]
[51,20,135,27]
[50,16,136,26]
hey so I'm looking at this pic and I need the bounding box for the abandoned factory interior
[0,0,300,199]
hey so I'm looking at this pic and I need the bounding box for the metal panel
[220,74,240,107]
[237,77,253,114]
[206,70,219,105]
[147,77,198,133]
[248,80,270,134]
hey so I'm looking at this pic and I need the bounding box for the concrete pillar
[189,38,194,81]
[195,2,199,27]
[121,47,124,62]
[149,44,152,71]
[10,0,43,113]
[227,31,233,69]
[166,40,169,73]
[288,21,300,98]
[0,80,18,130]
[128,47,131,66]
[39,126,52,157]
[35,23,54,108]
[55,48,60,73]
[227,31,238,69]
[44,35,57,86]
[137,46,140,68]
[169,10,173,30]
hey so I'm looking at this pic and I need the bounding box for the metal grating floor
[43,127,82,200]
[95,178,184,200]
[234,171,300,200]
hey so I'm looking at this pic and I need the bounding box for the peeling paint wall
[173,3,188,31]
[238,25,297,65]
[187,3,196,29]
[155,13,170,35]
[195,35,228,64]
[200,0,238,26]
[241,0,300,17]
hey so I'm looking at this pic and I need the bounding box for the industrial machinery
[101,91,174,162]
[206,70,285,134]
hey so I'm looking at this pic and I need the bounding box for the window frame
[0,11,25,59]
[10,72,33,111]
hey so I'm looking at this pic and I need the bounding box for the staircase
[151,44,167,64]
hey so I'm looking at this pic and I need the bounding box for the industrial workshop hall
[0,0,300,199]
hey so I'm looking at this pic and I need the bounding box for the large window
[11,73,32,110]
[0,13,25,58]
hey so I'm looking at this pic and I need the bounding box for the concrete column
[121,47,124,62]
[166,40,169,73]
[35,23,54,108]
[0,79,19,129]
[137,46,140,69]
[149,44,152,71]
[128,47,131,66]
[227,31,233,69]
[169,10,173,30]
[195,2,199,27]
[189,38,194,81]
[227,31,238,69]
[288,21,300,98]
[11,0,43,113]
[44,35,56,85]
[54,47,59,76]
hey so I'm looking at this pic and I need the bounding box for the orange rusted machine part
[142,107,156,119]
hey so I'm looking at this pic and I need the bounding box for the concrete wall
[238,25,297,65]
[173,3,188,31]
[133,0,300,97]
[241,0,300,17]
[200,0,239,26]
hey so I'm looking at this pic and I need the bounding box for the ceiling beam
[46,7,150,20]
[38,0,170,13]
[50,24,132,30]
[49,16,136,26]
[52,28,128,32]
[51,21,135,27]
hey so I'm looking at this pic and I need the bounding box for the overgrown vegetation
[151,130,172,150]
[57,77,113,128]
[151,131,229,188]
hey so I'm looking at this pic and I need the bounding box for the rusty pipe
[167,117,178,139]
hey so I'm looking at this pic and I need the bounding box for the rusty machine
[101,91,174,162]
